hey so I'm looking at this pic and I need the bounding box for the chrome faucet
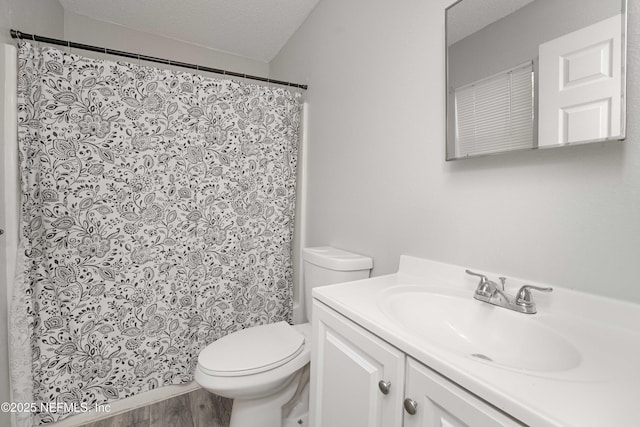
[465,270,552,314]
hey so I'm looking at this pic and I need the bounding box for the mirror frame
[445,0,628,161]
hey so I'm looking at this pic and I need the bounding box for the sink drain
[471,353,493,362]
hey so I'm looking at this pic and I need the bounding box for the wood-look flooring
[83,388,232,427]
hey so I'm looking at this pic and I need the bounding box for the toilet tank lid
[302,246,373,271]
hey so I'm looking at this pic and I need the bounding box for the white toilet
[194,246,373,427]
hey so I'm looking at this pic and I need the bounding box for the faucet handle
[515,285,553,308]
[466,270,493,298]
[465,269,488,282]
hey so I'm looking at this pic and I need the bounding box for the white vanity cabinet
[311,301,523,427]
[310,300,406,427]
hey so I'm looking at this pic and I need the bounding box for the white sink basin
[378,285,582,373]
[315,255,640,426]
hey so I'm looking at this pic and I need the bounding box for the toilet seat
[198,321,305,377]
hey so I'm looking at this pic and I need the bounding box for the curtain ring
[137,53,141,67]
[67,40,71,54]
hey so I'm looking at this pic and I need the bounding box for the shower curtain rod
[10,29,308,90]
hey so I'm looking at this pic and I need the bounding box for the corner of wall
[0,42,18,427]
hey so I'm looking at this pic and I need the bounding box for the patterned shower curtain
[10,41,300,425]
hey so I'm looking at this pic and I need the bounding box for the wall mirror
[445,0,628,161]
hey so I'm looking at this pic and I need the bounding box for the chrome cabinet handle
[378,380,391,395]
[403,398,418,415]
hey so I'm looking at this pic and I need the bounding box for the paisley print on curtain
[12,41,300,425]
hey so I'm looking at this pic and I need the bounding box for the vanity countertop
[312,255,640,427]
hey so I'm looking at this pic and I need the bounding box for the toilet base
[283,412,308,427]
[229,370,302,427]
[282,377,310,427]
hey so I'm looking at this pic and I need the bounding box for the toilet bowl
[195,322,311,427]
[195,247,372,427]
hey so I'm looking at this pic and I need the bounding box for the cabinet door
[403,358,523,427]
[311,301,405,427]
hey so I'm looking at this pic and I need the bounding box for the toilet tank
[302,246,373,322]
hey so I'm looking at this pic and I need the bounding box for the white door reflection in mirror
[538,14,622,146]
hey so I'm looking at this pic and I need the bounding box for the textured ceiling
[448,0,536,45]
[58,0,321,62]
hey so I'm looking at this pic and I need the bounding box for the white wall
[63,11,269,78]
[0,0,64,45]
[270,0,640,303]
[0,43,16,427]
